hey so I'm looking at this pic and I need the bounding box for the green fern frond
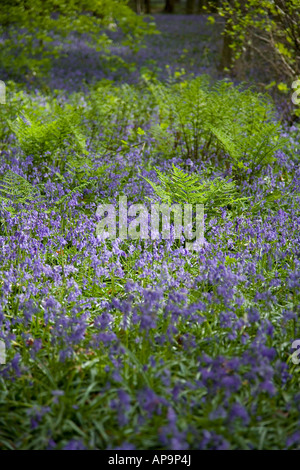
[53,180,92,208]
[9,111,87,159]
[205,125,240,161]
[0,170,43,215]
[143,165,248,217]
[0,170,40,204]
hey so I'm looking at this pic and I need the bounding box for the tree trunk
[186,0,195,14]
[219,1,247,71]
[136,0,142,14]
[164,0,175,13]
[135,0,151,14]
[219,28,233,71]
[144,0,151,13]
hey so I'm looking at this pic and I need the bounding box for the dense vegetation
[0,1,300,450]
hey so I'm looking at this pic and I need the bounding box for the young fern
[0,170,93,218]
[143,165,248,217]
[0,170,43,215]
[204,125,240,163]
[146,77,286,174]
[9,111,87,159]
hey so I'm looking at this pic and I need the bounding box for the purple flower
[63,439,86,450]
[229,403,250,426]
[286,431,300,448]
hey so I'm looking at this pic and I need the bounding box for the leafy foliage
[0,171,43,220]
[0,0,157,77]
[146,77,287,175]
[0,170,40,205]
[215,0,300,80]
[9,110,87,159]
[1,15,300,450]
[143,164,247,218]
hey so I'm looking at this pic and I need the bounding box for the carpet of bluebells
[1,14,300,450]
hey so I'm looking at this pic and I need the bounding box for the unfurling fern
[143,165,248,217]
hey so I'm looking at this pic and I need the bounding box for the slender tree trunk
[136,0,142,14]
[164,0,176,13]
[186,0,195,14]
[135,0,151,14]
[219,1,247,71]
[219,27,233,71]
[144,0,151,13]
